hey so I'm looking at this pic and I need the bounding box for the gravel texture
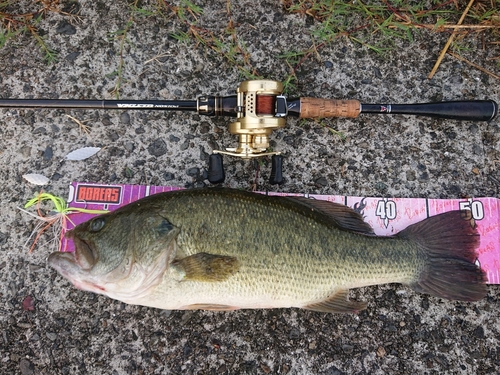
[0,1,499,374]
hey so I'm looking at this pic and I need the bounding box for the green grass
[280,0,499,77]
[1,0,498,85]
[0,0,60,63]
[159,0,500,90]
[160,0,262,80]
[276,0,499,90]
[106,16,136,98]
[0,23,20,49]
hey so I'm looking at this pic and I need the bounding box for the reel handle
[208,154,225,184]
[269,155,284,185]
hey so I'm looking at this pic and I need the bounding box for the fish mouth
[57,229,97,270]
[70,236,97,270]
[47,250,78,279]
[47,246,107,293]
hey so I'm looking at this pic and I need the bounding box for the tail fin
[397,210,487,301]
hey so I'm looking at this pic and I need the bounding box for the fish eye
[89,217,106,232]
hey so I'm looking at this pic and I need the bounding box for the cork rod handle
[299,98,361,119]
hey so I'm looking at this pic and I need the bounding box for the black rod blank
[360,100,498,121]
[0,99,198,111]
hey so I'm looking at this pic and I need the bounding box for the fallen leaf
[65,147,101,161]
[23,173,50,186]
[22,296,35,311]
[377,346,386,357]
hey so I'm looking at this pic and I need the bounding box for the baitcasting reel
[208,80,288,185]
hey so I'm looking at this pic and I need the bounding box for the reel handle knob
[269,155,284,185]
[208,154,225,184]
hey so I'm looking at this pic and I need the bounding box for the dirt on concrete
[0,1,499,374]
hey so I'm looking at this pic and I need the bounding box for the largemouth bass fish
[48,188,487,313]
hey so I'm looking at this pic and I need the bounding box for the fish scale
[49,188,487,313]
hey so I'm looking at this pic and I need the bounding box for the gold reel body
[215,80,286,159]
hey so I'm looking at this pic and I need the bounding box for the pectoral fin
[303,290,367,313]
[173,252,240,282]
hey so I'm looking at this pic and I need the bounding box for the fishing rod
[1,80,497,184]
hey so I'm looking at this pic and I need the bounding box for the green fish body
[48,188,487,313]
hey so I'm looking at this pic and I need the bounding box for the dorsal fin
[286,197,374,235]
[302,290,367,313]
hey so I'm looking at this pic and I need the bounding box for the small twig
[65,114,91,134]
[291,42,327,76]
[143,49,171,65]
[414,24,499,30]
[428,0,475,79]
[447,51,500,80]
[252,160,260,192]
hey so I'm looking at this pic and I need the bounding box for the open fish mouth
[47,250,78,279]
[71,237,96,270]
[47,239,107,293]
[48,233,96,275]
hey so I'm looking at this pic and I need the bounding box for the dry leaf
[23,173,50,186]
[65,147,101,161]
[22,296,35,311]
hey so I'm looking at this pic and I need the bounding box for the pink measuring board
[60,182,500,284]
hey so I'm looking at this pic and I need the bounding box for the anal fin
[173,252,240,282]
[182,303,240,311]
[303,290,367,313]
